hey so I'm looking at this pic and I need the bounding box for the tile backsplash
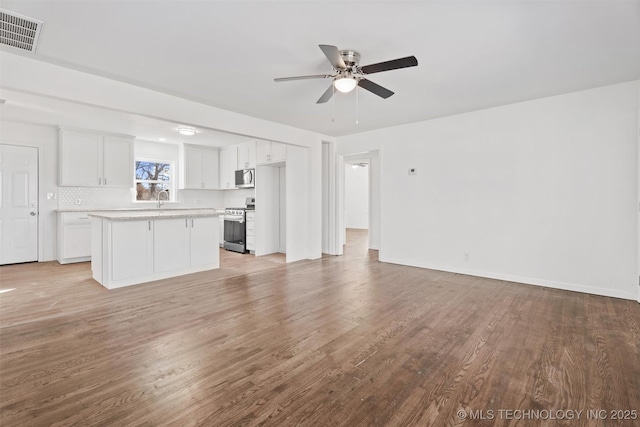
[58,187,227,210]
[58,187,135,210]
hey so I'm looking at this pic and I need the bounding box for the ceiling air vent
[0,9,44,52]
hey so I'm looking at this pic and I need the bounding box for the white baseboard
[380,256,637,301]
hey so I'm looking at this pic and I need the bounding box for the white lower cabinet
[246,211,255,251]
[58,212,92,264]
[92,215,219,289]
[219,215,225,247]
[190,217,218,267]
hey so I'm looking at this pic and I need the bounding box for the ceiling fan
[274,45,418,104]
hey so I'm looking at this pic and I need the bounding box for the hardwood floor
[1,229,638,426]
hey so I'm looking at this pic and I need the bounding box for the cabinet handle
[191,219,194,228]
[148,221,151,231]
[185,219,188,228]
[98,177,101,185]
[105,178,107,185]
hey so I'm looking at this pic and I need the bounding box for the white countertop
[88,208,222,220]
[57,207,224,213]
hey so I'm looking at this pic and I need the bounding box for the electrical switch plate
[75,198,81,205]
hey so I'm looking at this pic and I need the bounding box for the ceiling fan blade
[274,74,333,82]
[319,44,346,70]
[316,84,335,104]
[360,56,418,75]
[357,78,394,99]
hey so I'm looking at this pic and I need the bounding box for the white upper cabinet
[237,140,257,169]
[59,129,101,186]
[219,146,238,189]
[103,135,135,187]
[256,141,269,164]
[201,148,220,189]
[59,128,133,187]
[271,142,287,162]
[256,141,287,164]
[181,144,219,189]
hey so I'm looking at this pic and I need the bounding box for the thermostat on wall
[408,168,417,175]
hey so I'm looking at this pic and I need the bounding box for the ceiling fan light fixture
[334,76,357,93]
[178,127,196,136]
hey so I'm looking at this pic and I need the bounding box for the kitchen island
[90,209,221,289]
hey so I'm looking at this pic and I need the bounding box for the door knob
[30,212,36,216]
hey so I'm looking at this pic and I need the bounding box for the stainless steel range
[223,207,247,253]
[223,198,255,254]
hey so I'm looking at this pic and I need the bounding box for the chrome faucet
[157,189,169,208]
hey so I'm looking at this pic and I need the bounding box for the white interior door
[0,144,38,264]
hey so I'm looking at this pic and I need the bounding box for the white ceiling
[1,0,639,138]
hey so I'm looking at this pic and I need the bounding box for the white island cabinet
[90,210,220,289]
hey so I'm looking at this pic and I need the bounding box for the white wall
[286,146,309,262]
[338,81,639,300]
[638,82,640,302]
[279,166,286,253]
[344,164,369,229]
[255,166,280,256]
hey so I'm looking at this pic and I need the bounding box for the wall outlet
[408,168,417,175]
[75,198,81,205]
[464,252,470,262]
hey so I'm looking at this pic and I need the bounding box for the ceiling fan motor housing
[339,50,361,68]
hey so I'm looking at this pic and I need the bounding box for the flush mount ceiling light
[178,127,196,136]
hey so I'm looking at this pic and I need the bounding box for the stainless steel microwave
[235,169,255,188]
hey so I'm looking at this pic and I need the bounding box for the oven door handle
[225,218,244,223]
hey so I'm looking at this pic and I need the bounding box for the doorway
[345,161,369,230]
[339,151,380,258]
[0,144,39,264]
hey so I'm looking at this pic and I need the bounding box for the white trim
[380,256,638,301]
[133,157,175,202]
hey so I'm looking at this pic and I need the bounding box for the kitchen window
[134,159,175,202]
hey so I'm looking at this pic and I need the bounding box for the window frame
[133,157,176,203]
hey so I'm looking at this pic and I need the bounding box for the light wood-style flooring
[1,229,639,426]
